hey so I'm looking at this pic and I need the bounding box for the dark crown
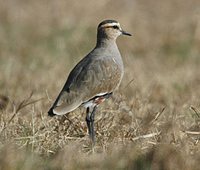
[98,19,118,28]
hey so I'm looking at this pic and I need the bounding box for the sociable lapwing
[48,19,131,143]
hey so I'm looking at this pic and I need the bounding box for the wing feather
[49,50,123,115]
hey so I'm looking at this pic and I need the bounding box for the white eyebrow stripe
[100,23,120,28]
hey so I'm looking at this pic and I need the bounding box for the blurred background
[1,0,200,98]
[0,0,200,169]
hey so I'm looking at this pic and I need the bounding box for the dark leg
[85,106,97,143]
[86,107,91,137]
[90,106,97,143]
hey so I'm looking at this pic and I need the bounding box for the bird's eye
[112,25,119,29]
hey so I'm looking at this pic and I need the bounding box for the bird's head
[97,19,132,40]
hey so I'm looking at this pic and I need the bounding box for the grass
[0,0,200,169]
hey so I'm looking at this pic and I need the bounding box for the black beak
[121,30,132,36]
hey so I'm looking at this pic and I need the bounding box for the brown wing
[76,57,123,103]
[52,55,123,115]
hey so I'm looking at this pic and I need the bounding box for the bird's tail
[48,107,56,117]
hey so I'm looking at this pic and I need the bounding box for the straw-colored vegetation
[0,0,200,169]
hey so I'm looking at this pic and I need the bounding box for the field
[0,0,200,169]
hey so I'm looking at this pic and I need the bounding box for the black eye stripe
[112,25,119,29]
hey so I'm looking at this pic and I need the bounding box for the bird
[48,19,131,143]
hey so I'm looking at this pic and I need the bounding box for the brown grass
[0,0,200,169]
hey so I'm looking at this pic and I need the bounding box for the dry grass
[0,0,200,169]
